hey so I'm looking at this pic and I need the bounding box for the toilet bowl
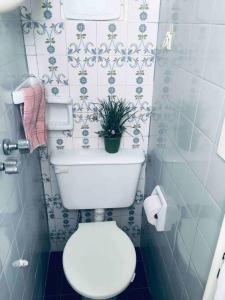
[63,221,136,300]
[50,149,145,299]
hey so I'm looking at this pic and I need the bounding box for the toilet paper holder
[144,185,179,232]
[151,185,168,231]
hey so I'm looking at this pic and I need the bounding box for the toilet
[50,149,145,300]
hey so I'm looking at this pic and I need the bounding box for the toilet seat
[63,221,136,300]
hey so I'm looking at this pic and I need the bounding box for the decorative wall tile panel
[22,0,160,250]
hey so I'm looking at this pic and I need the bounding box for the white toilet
[50,149,145,300]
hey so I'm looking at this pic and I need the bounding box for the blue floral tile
[22,0,160,250]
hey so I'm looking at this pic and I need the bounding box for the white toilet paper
[144,195,162,226]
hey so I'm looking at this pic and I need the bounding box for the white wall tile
[143,1,225,299]
[0,7,50,297]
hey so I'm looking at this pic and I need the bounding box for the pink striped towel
[20,84,47,151]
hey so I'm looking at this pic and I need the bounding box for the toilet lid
[63,221,136,299]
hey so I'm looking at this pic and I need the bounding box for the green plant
[96,97,136,138]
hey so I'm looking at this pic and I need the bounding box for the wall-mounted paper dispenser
[144,185,179,232]
[63,0,124,21]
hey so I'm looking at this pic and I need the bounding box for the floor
[45,248,152,300]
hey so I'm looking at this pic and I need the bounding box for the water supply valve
[2,138,30,155]
[0,159,21,174]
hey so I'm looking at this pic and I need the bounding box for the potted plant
[96,97,136,153]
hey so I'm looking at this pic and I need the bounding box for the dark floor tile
[45,252,63,296]
[60,294,81,300]
[61,273,77,295]
[45,252,150,300]
[126,288,152,300]
[45,271,62,295]
[45,296,61,300]
[135,247,142,261]
[117,291,128,299]
[130,260,148,289]
[50,252,63,268]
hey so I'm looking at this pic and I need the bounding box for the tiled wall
[0,8,49,300]
[20,0,160,250]
[141,1,225,300]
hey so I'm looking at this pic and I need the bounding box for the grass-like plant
[96,97,136,138]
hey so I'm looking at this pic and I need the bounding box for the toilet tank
[50,149,145,210]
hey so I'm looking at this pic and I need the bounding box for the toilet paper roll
[144,195,162,226]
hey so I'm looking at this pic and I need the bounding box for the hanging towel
[20,84,47,151]
[33,85,47,147]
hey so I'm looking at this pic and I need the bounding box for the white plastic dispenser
[144,185,179,232]
[46,97,73,131]
[63,0,124,21]
[144,186,168,231]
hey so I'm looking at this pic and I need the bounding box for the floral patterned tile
[72,113,100,138]
[70,84,98,113]
[72,137,99,150]
[123,136,149,152]
[45,84,70,98]
[97,85,126,100]
[31,0,62,21]
[68,54,98,87]
[34,21,66,56]
[65,20,97,50]
[23,0,160,250]
[96,21,128,51]
[48,136,73,151]
[98,62,128,86]
[37,55,69,85]
[127,0,160,23]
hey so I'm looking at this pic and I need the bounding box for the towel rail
[12,75,42,104]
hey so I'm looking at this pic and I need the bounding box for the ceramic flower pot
[104,137,121,153]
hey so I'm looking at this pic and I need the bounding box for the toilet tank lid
[50,149,145,166]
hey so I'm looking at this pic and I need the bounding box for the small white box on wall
[46,97,73,131]
[63,0,124,21]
